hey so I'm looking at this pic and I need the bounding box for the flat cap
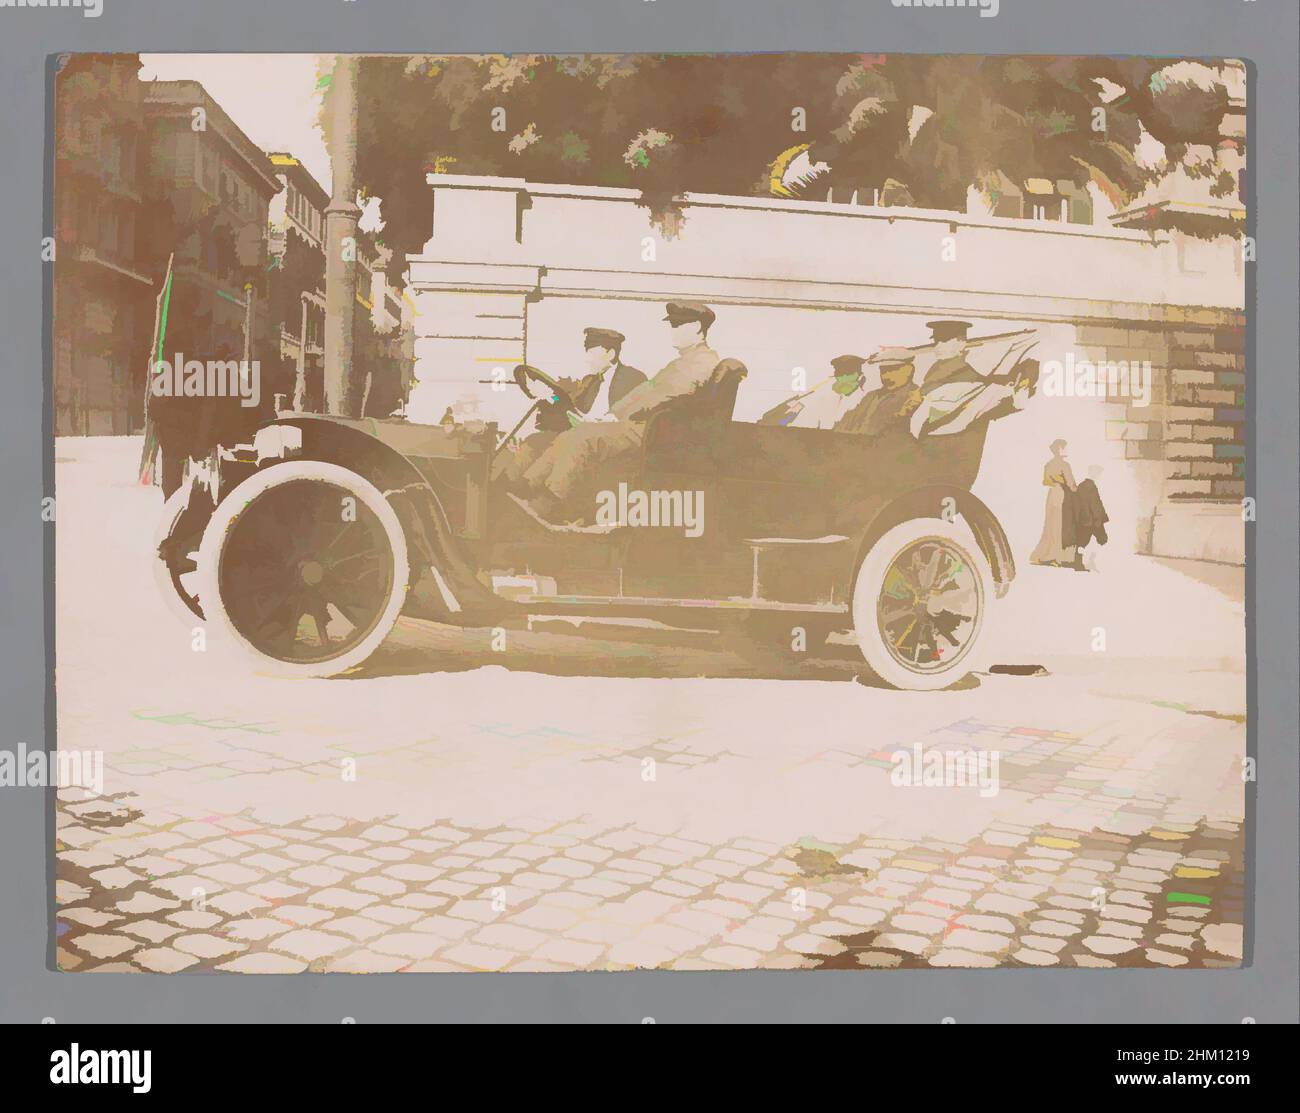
[583,327,625,350]
[872,345,916,368]
[831,354,867,375]
[663,301,716,330]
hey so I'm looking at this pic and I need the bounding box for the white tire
[195,460,409,678]
[153,482,208,625]
[852,517,994,691]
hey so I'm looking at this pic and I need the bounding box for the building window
[202,146,218,194]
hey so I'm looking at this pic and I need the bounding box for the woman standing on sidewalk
[1029,438,1080,568]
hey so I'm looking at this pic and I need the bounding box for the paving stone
[693,944,758,968]
[955,913,1015,934]
[132,947,199,973]
[288,864,347,887]
[509,905,581,932]
[307,887,379,912]
[360,905,423,927]
[605,940,677,968]
[532,939,606,967]
[206,891,270,917]
[1097,920,1144,939]
[247,881,308,901]
[271,929,353,961]
[213,952,307,973]
[319,915,389,942]
[808,919,863,938]
[353,876,406,897]
[384,864,442,882]
[855,951,903,968]
[1201,923,1243,960]
[444,899,499,924]
[1021,933,1067,954]
[364,847,413,863]
[928,948,1000,968]
[943,928,1012,954]
[68,933,137,960]
[1082,935,1139,955]
[1030,918,1081,938]
[973,893,1036,917]
[328,950,411,973]
[473,923,547,951]
[409,915,479,941]
[785,933,847,956]
[120,920,183,944]
[167,909,222,930]
[1013,948,1060,966]
[1144,948,1189,967]
[226,917,293,942]
[243,853,298,873]
[537,857,595,879]
[173,934,246,959]
[317,855,376,876]
[360,825,408,842]
[88,867,143,889]
[59,907,123,928]
[271,905,335,927]
[124,854,186,878]
[827,905,887,929]
[441,943,515,971]
[570,877,630,898]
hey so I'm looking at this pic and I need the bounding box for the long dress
[1029,457,1077,565]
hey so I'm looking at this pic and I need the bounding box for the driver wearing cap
[536,328,647,433]
[519,301,720,510]
[494,326,646,483]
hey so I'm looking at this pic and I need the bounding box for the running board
[511,594,848,615]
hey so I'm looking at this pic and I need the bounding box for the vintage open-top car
[155,357,1017,690]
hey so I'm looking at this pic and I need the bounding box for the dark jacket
[1062,478,1109,548]
[535,361,647,433]
[836,381,915,437]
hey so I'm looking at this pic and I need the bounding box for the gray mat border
[0,0,1293,1023]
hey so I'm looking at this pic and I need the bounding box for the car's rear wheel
[195,461,409,678]
[851,517,993,691]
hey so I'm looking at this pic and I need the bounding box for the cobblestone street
[52,437,1248,973]
[57,786,1244,973]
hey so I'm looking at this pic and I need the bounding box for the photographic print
[49,52,1248,974]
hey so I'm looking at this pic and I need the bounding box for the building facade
[142,80,284,430]
[52,54,154,436]
[266,153,329,412]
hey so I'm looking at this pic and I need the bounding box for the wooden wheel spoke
[310,602,333,647]
[215,474,401,666]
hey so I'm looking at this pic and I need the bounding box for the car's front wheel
[195,460,409,678]
[851,517,994,691]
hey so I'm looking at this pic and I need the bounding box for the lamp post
[323,54,362,415]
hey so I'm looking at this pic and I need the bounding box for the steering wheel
[492,365,577,462]
[512,364,575,410]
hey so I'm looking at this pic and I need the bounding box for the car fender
[843,483,1015,600]
[253,416,515,621]
[254,416,451,569]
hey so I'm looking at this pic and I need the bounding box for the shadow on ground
[346,615,992,689]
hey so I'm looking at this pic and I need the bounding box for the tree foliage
[324,53,1241,275]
